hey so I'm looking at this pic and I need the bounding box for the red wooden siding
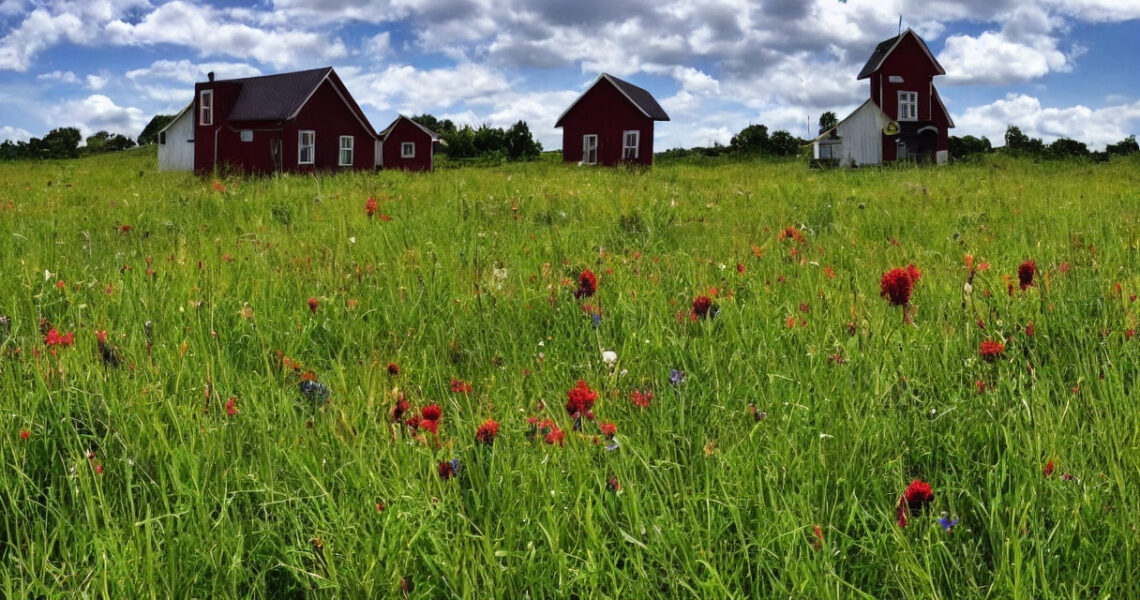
[559,79,656,167]
[866,32,951,161]
[381,118,435,171]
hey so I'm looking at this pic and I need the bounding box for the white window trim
[339,135,354,167]
[582,134,598,165]
[298,130,315,165]
[898,90,918,122]
[400,142,415,159]
[199,90,213,126]
[622,130,640,160]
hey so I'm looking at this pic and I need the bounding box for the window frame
[298,130,316,165]
[622,130,640,160]
[582,134,598,165]
[339,135,354,167]
[199,89,213,126]
[898,90,918,122]
[400,141,415,159]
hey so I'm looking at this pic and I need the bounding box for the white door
[582,134,598,165]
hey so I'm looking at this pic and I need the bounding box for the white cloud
[343,61,511,112]
[0,125,33,142]
[86,74,109,90]
[125,59,262,83]
[1041,0,1140,21]
[363,31,391,56]
[0,1,150,71]
[104,1,348,68]
[44,94,149,139]
[37,70,79,84]
[956,93,1140,149]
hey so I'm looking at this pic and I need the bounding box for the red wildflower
[44,328,75,347]
[1127,329,1136,340]
[225,396,238,417]
[1018,260,1036,290]
[606,475,621,492]
[56,280,66,289]
[1025,322,1035,337]
[419,418,438,434]
[544,427,565,446]
[212,180,225,193]
[565,379,598,418]
[880,264,921,307]
[1044,459,1055,477]
[779,226,804,243]
[20,429,30,441]
[450,379,472,394]
[812,525,824,549]
[405,415,421,430]
[975,379,986,394]
[387,362,399,375]
[421,404,442,422]
[574,269,597,299]
[475,419,499,445]
[391,396,410,421]
[691,295,713,319]
[365,196,378,217]
[736,262,745,273]
[599,422,617,438]
[379,213,392,222]
[95,330,108,344]
[438,460,457,480]
[630,389,652,408]
[376,502,385,512]
[979,340,1005,362]
[307,297,319,314]
[904,479,934,509]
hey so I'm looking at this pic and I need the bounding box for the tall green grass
[2,147,1139,598]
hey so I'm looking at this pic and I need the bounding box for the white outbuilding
[156,102,194,172]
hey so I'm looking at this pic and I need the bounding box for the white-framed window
[298,130,315,165]
[898,91,918,121]
[582,134,598,165]
[339,136,354,166]
[199,89,213,126]
[622,130,640,160]
[401,142,415,158]
[240,130,253,142]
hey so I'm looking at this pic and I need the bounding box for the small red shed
[555,73,669,167]
[191,67,378,174]
[379,115,446,172]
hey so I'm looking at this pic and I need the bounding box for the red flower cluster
[44,328,74,347]
[896,479,934,528]
[630,389,652,408]
[387,362,400,376]
[565,379,598,419]
[391,396,410,421]
[365,196,378,217]
[438,460,458,480]
[475,419,499,445]
[574,269,597,300]
[779,226,805,243]
[880,264,921,307]
[979,339,1005,362]
[1018,260,1036,290]
[599,422,617,438]
[307,297,319,314]
[225,396,238,417]
[450,379,472,394]
[691,295,714,320]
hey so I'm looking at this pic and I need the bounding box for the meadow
[2,148,1139,598]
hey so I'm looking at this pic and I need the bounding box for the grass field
[2,148,1140,598]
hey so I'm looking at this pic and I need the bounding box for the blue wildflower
[669,368,686,386]
[938,512,958,532]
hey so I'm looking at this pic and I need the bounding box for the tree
[504,120,542,160]
[948,135,992,159]
[138,114,174,145]
[42,127,81,159]
[730,124,769,154]
[818,111,838,134]
[1106,135,1138,156]
[767,130,801,156]
[1048,137,1088,159]
[1002,125,1044,155]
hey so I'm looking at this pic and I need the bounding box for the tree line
[406,115,543,162]
[0,127,140,160]
[950,127,1137,161]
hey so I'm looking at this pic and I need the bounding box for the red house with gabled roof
[812,29,955,166]
[379,115,446,172]
[191,67,378,174]
[555,73,669,167]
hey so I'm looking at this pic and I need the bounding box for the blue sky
[1,0,1137,151]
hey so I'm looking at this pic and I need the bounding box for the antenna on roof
[898,15,902,36]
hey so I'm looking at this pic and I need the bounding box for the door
[582,134,598,165]
[270,139,283,172]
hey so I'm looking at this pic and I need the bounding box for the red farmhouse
[555,73,669,167]
[812,29,954,166]
[379,115,446,171]
[192,67,378,174]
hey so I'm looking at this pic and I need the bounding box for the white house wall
[834,102,887,167]
[158,108,194,172]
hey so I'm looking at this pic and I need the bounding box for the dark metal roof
[224,67,334,121]
[555,73,670,127]
[857,29,945,80]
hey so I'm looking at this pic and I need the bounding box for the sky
[1,0,1138,152]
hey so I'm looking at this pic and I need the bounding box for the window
[582,134,598,165]
[158,131,166,145]
[401,142,415,158]
[898,91,918,121]
[199,90,213,126]
[622,130,639,160]
[339,136,354,166]
[240,130,253,142]
[298,130,315,165]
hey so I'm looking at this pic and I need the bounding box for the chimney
[207,72,215,82]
